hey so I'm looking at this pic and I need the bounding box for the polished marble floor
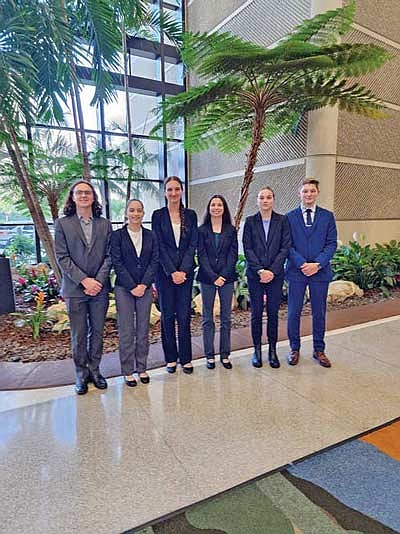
[0,316,399,534]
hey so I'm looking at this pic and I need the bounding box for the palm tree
[0,0,67,279]
[153,1,392,228]
[0,131,79,222]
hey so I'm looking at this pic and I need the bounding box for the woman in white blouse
[111,199,158,387]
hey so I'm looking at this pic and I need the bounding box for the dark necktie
[306,208,313,227]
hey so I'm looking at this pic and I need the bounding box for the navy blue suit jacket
[243,211,291,281]
[197,223,238,284]
[286,206,337,282]
[151,207,198,278]
[110,226,158,291]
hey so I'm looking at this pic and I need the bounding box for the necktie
[306,208,313,227]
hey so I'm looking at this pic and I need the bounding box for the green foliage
[153,3,391,157]
[234,254,250,310]
[4,235,35,263]
[12,291,52,340]
[332,239,400,295]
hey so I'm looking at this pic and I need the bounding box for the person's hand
[301,262,319,277]
[259,270,274,283]
[131,284,146,297]
[81,277,102,295]
[214,276,225,287]
[171,271,186,285]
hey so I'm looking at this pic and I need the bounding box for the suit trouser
[248,276,283,348]
[114,285,153,375]
[65,293,109,380]
[156,271,193,365]
[200,282,233,359]
[287,280,329,352]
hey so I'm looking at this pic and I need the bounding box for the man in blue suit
[286,178,337,368]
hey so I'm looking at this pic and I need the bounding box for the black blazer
[243,211,291,281]
[197,223,238,284]
[151,206,198,277]
[110,226,158,291]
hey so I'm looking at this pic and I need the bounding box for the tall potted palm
[153,1,392,228]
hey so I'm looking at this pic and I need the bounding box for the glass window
[167,142,185,179]
[164,60,183,85]
[103,89,127,133]
[129,92,160,136]
[130,54,161,80]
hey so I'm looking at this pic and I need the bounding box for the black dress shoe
[220,359,232,370]
[206,359,216,369]
[75,377,88,395]
[166,363,177,374]
[268,346,280,369]
[252,346,263,368]
[139,373,150,384]
[89,371,108,389]
[124,376,137,387]
[182,364,194,374]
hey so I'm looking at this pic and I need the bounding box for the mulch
[1,289,399,364]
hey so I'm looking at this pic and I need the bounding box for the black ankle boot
[252,346,263,368]
[268,345,280,369]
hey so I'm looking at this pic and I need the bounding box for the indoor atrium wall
[186,0,400,244]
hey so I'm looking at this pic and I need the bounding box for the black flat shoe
[206,359,215,369]
[182,365,194,375]
[166,364,177,374]
[88,371,108,389]
[139,374,150,384]
[75,377,88,395]
[124,376,137,387]
[221,359,232,370]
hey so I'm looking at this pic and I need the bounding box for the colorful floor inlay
[133,419,400,533]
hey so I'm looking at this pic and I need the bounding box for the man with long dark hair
[55,180,112,394]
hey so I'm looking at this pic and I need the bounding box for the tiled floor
[0,316,399,534]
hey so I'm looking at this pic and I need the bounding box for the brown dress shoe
[313,351,331,368]
[287,350,300,366]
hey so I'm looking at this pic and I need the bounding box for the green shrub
[332,239,400,295]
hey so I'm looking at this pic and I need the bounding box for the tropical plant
[12,291,52,340]
[153,1,392,228]
[332,238,400,295]
[0,131,81,222]
[14,263,60,303]
[4,234,35,263]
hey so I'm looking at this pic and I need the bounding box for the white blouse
[127,227,143,256]
[172,222,181,247]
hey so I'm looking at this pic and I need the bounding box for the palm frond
[181,31,267,71]
[284,0,355,45]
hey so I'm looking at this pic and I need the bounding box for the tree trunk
[72,78,91,181]
[122,23,134,203]
[234,109,265,230]
[3,122,61,282]
[70,88,83,155]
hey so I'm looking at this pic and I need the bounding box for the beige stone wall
[190,164,306,220]
[337,220,400,245]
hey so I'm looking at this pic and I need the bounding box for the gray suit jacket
[55,215,112,297]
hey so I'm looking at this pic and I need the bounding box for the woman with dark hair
[151,176,198,374]
[111,199,158,387]
[243,187,291,369]
[55,180,112,395]
[197,195,238,369]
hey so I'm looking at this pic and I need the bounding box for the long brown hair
[63,180,103,217]
[164,176,186,233]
